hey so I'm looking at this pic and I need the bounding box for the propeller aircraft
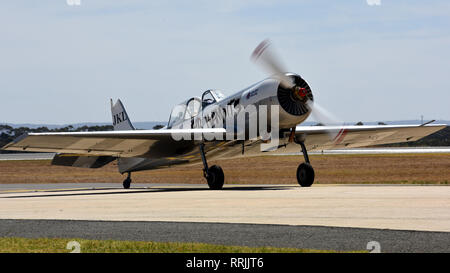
[2,40,445,189]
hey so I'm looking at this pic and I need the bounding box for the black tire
[123,178,131,189]
[207,165,225,190]
[296,163,315,187]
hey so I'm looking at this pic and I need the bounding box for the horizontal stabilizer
[52,153,116,168]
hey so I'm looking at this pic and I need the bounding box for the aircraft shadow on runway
[1,185,292,199]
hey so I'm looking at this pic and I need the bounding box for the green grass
[0,237,359,253]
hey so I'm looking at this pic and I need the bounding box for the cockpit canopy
[167,97,201,128]
[201,89,225,109]
[167,90,226,129]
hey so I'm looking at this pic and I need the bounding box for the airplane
[2,40,446,189]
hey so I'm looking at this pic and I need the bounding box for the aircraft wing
[295,124,446,151]
[2,124,446,158]
[1,128,226,158]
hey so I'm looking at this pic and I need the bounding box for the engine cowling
[277,74,313,116]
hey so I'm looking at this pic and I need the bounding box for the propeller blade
[306,100,340,126]
[306,100,344,139]
[251,39,294,88]
[251,39,344,139]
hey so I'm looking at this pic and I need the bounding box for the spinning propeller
[251,39,342,131]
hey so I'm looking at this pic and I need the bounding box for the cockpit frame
[201,89,226,110]
[167,97,202,129]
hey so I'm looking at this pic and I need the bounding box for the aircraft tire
[296,163,315,187]
[123,177,131,189]
[207,165,224,190]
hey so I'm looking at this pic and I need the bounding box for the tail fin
[111,99,135,130]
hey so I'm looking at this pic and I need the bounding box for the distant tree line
[0,124,113,153]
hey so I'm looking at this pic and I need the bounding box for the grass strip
[0,237,361,253]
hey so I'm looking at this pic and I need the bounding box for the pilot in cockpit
[202,90,225,109]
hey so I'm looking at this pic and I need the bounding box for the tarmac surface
[1,184,449,232]
[1,219,449,253]
[0,183,449,252]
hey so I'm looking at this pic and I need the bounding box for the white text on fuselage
[170,104,280,151]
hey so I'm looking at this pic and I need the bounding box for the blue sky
[1,0,449,124]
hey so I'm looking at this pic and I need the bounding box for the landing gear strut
[295,139,315,187]
[123,172,132,189]
[199,143,224,190]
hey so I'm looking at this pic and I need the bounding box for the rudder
[111,99,135,130]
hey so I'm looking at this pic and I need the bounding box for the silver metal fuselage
[118,74,312,173]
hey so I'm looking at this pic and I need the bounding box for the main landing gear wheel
[199,143,225,190]
[296,162,315,187]
[294,135,315,187]
[123,173,131,189]
[206,165,225,190]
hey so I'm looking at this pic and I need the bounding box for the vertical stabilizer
[111,99,135,130]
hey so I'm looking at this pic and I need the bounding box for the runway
[1,184,449,232]
[1,219,449,253]
[0,153,55,161]
[0,183,449,252]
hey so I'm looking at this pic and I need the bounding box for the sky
[1,0,449,125]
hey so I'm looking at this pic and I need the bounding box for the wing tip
[1,132,28,151]
[13,132,29,143]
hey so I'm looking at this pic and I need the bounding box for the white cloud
[366,0,381,6]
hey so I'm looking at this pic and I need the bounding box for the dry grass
[0,237,345,253]
[0,154,449,185]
